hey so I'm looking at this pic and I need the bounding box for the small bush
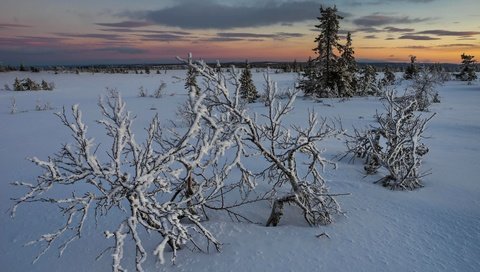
[12,78,54,91]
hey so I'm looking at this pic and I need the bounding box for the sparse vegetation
[11,78,54,91]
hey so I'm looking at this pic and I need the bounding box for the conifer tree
[458,53,477,84]
[185,66,199,95]
[313,5,343,97]
[298,57,318,96]
[379,66,396,88]
[357,65,379,96]
[298,6,350,98]
[404,55,419,80]
[337,32,357,97]
[239,61,258,102]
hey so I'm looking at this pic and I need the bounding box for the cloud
[0,36,67,47]
[416,30,480,36]
[364,35,377,39]
[95,21,153,28]
[217,32,304,39]
[353,14,431,26]
[355,27,382,33]
[398,34,440,40]
[138,33,193,42]
[54,33,124,40]
[384,26,415,32]
[436,43,476,48]
[124,1,323,29]
[196,31,305,42]
[398,45,430,49]
[0,23,31,29]
[201,37,263,42]
[350,0,436,6]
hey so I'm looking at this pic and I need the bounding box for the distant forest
[0,61,477,74]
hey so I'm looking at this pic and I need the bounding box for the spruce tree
[379,66,396,88]
[185,66,199,95]
[404,55,419,80]
[313,5,343,97]
[239,61,258,102]
[458,53,477,84]
[298,6,348,98]
[337,32,357,97]
[298,57,318,96]
[358,65,379,96]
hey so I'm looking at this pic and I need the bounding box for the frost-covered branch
[344,90,435,189]
[12,94,227,270]
[178,55,346,227]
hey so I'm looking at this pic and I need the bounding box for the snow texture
[1,70,479,271]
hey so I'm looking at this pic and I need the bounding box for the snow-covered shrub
[12,78,54,91]
[105,87,119,99]
[344,91,435,190]
[408,67,442,111]
[378,66,396,89]
[153,81,167,98]
[10,97,17,114]
[35,99,53,111]
[179,55,345,227]
[11,95,241,270]
[138,86,148,97]
[41,80,55,91]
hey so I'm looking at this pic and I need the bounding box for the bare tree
[11,95,235,271]
[177,55,346,227]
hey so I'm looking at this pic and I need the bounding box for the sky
[0,0,479,65]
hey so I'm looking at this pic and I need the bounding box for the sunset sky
[1,0,479,65]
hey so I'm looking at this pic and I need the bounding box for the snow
[1,71,479,271]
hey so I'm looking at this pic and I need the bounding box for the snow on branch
[344,90,435,190]
[178,54,347,227]
[11,93,229,270]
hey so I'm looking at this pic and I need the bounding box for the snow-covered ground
[1,71,479,272]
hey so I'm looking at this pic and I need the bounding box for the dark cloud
[353,14,431,26]
[54,33,124,40]
[0,23,31,29]
[355,27,382,33]
[350,0,436,6]
[364,35,377,39]
[217,32,304,41]
[217,32,277,39]
[125,1,324,29]
[398,45,430,48]
[138,33,192,42]
[201,37,263,42]
[436,43,476,48]
[0,36,67,47]
[398,34,440,40]
[384,26,415,32]
[385,37,395,40]
[99,28,192,36]
[338,29,354,35]
[416,30,480,36]
[95,21,153,28]
[99,28,137,33]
